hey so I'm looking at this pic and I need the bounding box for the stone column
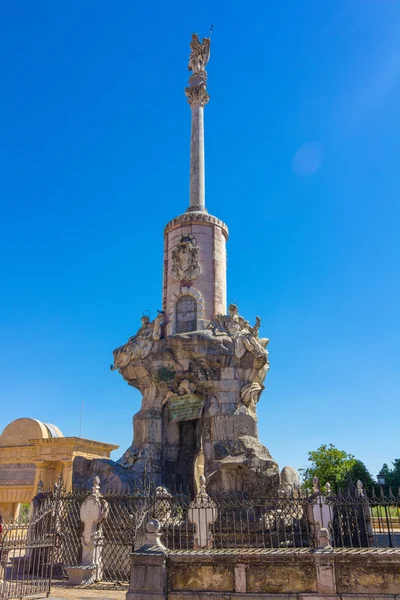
[126,519,167,600]
[33,460,54,492]
[61,459,73,492]
[186,75,209,213]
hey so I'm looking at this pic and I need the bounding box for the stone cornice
[165,211,229,240]
[28,437,119,450]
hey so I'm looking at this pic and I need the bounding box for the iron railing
[51,487,150,582]
[145,486,400,552]
[0,487,60,599]
[7,482,397,589]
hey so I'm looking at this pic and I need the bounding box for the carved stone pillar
[33,460,54,493]
[65,476,109,585]
[126,519,167,600]
[188,475,217,549]
[185,75,209,213]
[60,459,73,492]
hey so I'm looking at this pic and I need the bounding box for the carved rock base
[76,330,282,495]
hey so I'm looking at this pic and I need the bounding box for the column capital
[185,84,210,107]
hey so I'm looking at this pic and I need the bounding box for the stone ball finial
[199,475,206,486]
[93,475,100,486]
[147,519,161,534]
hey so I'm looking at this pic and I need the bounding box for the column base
[186,205,208,213]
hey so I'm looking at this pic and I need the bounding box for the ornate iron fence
[5,480,397,591]
[0,485,60,599]
[50,487,151,583]
[142,484,400,552]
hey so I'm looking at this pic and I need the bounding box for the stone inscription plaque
[169,394,205,423]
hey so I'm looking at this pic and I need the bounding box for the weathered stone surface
[108,324,279,493]
[170,563,234,592]
[166,549,400,597]
[336,555,400,594]
[248,563,317,594]
[73,456,153,492]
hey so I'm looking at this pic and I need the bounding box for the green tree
[378,459,400,489]
[300,443,374,492]
[392,459,400,488]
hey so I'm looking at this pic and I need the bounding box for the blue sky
[0,1,399,480]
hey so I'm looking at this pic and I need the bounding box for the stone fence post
[306,477,337,595]
[126,519,167,600]
[188,475,217,549]
[306,477,333,550]
[66,476,109,585]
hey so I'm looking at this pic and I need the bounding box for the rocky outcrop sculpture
[107,304,280,495]
[111,312,164,369]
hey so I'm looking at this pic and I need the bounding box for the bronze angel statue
[188,33,211,74]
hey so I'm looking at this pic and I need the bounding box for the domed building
[0,417,118,521]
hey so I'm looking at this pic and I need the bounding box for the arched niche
[175,295,197,333]
[167,286,205,335]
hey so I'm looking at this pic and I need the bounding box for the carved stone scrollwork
[111,311,164,370]
[241,382,262,408]
[172,235,201,281]
[185,84,210,107]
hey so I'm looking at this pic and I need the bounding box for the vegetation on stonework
[155,365,176,383]
[300,443,374,492]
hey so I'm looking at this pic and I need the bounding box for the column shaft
[189,104,205,211]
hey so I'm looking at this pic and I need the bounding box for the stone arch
[167,287,205,334]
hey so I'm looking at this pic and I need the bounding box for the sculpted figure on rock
[162,379,197,405]
[111,311,164,370]
[241,382,262,411]
[209,303,269,360]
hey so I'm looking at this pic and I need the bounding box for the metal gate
[0,486,60,600]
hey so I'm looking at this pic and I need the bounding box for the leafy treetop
[300,443,374,492]
[378,459,400,489]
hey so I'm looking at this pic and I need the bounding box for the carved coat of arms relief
[171,235,201,282]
